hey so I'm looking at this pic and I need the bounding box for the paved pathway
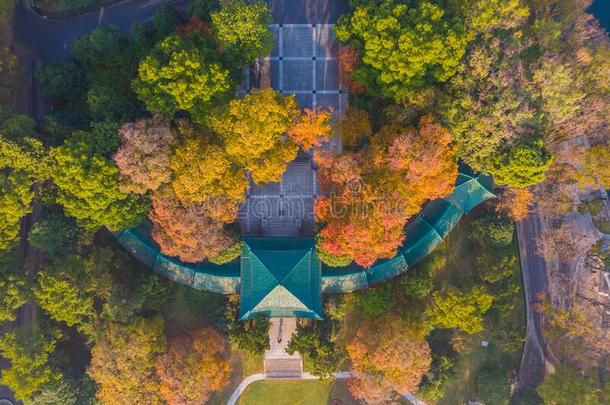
[516,213,551,389]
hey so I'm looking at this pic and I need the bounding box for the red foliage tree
[149,193,238,263]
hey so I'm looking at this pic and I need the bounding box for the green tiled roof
[239,237,323,320]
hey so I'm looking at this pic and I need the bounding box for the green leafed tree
[133,33,234,122]
[0,246,28,322]
[211,0,273,64]
[0,328,63,401]
[335,0,471,100]
[34,254,111,328]
[426,286,493,334]
[490,139,553,188]
[537,365,609,405]
[28,212,82,260]
[50,132,148,232]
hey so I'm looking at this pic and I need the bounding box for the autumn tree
[334,107,371,150]
[211,0,273,63]
[51,132,148,231]
[113,116,176,194]
[338,45,366,94]
[335,0,471,100]
[536,220,600,263]
[155,328,231,405]
[347,314,432,403]
[316,114,457,267]
[133,33,234,122]
[287,108,333,150]
[149,193,239,263]
[454,0,529,36]
[425,286,494,334]
[495,187,533,220]
[88,316,166,405]
[209,88,301,184]
[170,129,247,208]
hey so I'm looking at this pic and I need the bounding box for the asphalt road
[12,0,349,61]
[516,214,550,389]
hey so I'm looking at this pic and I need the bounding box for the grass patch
[237,379,359,405]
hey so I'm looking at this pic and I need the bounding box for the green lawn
[237,380,359,405]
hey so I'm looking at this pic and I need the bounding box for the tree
[0,246,28,322]
[454,0,529,36]
[225,295,270,354]
[287,108,333,150]
[149,193,239,263]
[155,328,231,405]
[35,62,83,105]
[34,254,111,328]
[0,171,34,249]
[475,251,517,284]
[469,214,514,249]
[209,88,301,184]
[133,33,233,121]
[347,314,432,403]
[286,322,345,380]
[315,114,457,267]
[88,317,166,405]
[28,212,82,260]
[537,365,607,405]
[113,116,176,194]
[355,285,395,317]
[495,187,533,220]
[0,328,63,401]
[536,220,599,263]
[334,107,371,150]
[444,34,537,174]
[490,139,553,188]
[575,144,610,189]
[25,375,99,405]
[154,6,182,38]
[425,286,493,334]
[211,0,273,63]
[191,0,219,21]
[50,132,148,231]
[170,131,247,208]
[335,0,471,100]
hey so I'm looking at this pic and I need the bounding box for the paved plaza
[239,23,346,237]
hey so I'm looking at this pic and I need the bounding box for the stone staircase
[264,318,303,380]
[264,352,303,379]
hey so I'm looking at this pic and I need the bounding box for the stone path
[263,318,303,379]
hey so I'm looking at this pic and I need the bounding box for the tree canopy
[335,0,471,100]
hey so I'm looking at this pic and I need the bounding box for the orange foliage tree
[155,328,231,405]
[287,107,333,150]
[315,114,458,267]
[496,187,533,221]
[88,317,166,405]
[346,314,432,404]
[149,193,238,263]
